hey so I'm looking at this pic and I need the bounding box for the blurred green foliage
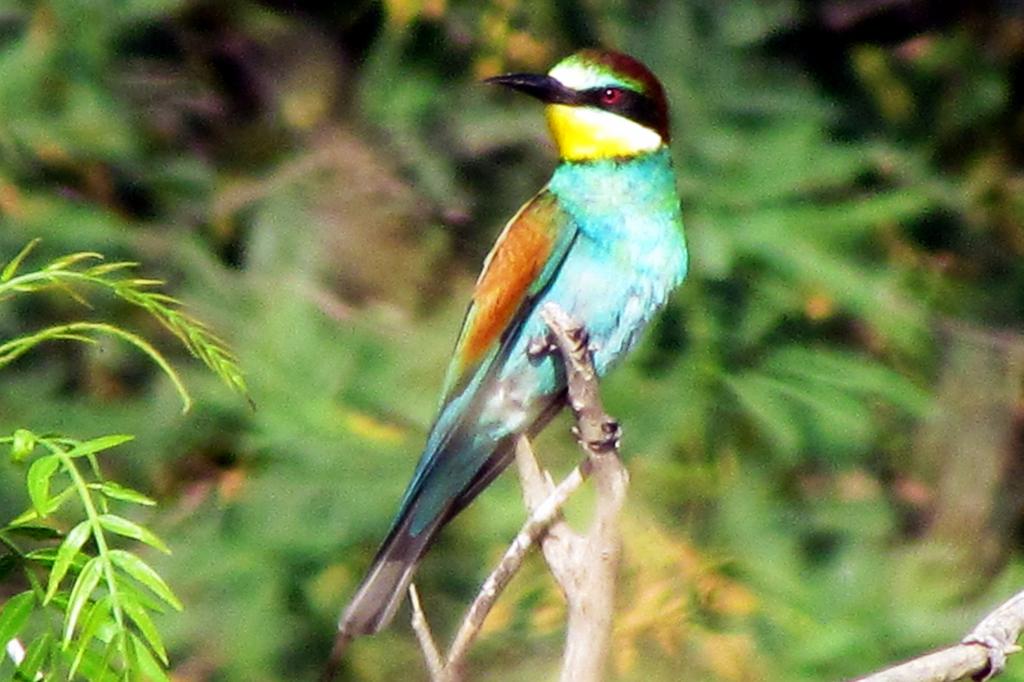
[2,0,1023,680]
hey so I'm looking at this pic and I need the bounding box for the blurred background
[2,0,1024,679]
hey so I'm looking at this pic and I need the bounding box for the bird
[336,48,688,642]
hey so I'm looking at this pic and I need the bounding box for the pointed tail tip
[321,576,405,681]
[338,554,420,632]
[320,630,353,682]
[324,498,445,676]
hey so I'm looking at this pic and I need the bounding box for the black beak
[484,73,576,105]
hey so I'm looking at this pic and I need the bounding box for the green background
[2,0,1023,679]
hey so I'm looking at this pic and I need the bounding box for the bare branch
[440,302,629,680]
[406,301,1024,682]
[412,303,627,682]
[855,587,1024,681]
[538,303,622,459]
[537,303,628,682]
[410,584,445,682]
[514,433,558,512]
[444,448,587,674]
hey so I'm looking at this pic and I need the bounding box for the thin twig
[419,303,628,682]
[444,458,587,673]
[410,583,446,681]
[446,304,628,681]
[854,587,1024,681]
[514,434,558,512]
[408,302,1024,682]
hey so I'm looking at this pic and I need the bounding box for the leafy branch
[0,239,250,411]
[0,240,249,680]
[0,431,181,681]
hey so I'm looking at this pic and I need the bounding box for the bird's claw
[527,333,557,360]
[565,325,590,355]
[597,418,622,453]
[571,419,621,454]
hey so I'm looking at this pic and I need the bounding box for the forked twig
[414,303,627,682]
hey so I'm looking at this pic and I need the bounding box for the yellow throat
[545,103,663,161]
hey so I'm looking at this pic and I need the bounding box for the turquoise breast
[488,146,688,429]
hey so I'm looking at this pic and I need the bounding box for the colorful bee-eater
[337,48,687,638]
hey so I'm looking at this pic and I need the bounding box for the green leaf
[765,347,932,414]
[122,592,167,663]
[69,595,113,679]
[43,251,103,271]
[1,239,40,282]
[64,434,134,458]
[0,322,193,411]
[0,591,35,648]
[25,547,88,574]
[7,485,78,525]
[776,379,876,458]
[64,555,103,643]
[9,428,36,462]
[96,481,156,506]
[131,632,171,682]
[74,641,122,682]
[23,547,59,565]
[26,454,62,516]
[45,520,93,604]
[97,514,170,554]
[3,523,61,541]
[108,550,182,610]
[83,261,137,276]
[124,278,167,289]
[16,631,51,680]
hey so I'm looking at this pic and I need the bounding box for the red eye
[600,88,623,105]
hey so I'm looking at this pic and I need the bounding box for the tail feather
[338,510,444,637]
[334,394,565,657]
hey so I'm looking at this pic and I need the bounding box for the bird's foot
[572,418,621,455]
[561,323,590,356]
[527,333,557,360]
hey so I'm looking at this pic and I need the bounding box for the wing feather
[440,190,575,404]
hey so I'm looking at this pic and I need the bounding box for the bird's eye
[600,88,624,105]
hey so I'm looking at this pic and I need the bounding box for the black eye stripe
[578,87,662,133]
